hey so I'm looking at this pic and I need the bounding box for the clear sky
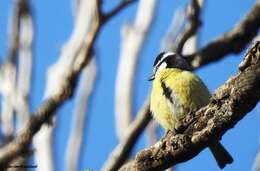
[0,0,259,171]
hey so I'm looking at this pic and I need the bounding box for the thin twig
[103,0,138,22]
[66,57,97,171]
[0,0,32,138]
[174,0,202,54]
[161,7,186,52]
[16,0,34,128]
[102,99,151,171]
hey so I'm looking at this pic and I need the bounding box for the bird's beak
[148,74,155,81]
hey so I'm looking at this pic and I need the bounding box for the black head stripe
[153,52,166,67]
[152,52,191,72]
[167,54,191,71]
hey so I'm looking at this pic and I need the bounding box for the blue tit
[149,52,233,169]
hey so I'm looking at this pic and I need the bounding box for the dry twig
[174,0,203,54]
[66,57,97,171]
[0,0,33,139]
[102,99,151,171]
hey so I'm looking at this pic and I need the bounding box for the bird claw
[174,121,186,134]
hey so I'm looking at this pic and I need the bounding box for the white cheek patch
[157,62,167,73]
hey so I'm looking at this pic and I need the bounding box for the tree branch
[252,150,260,171]
[102,99,152,171]
[186,1,260,69]
[103,0,138,22]
[0,0,136,168]
[16,0,34,128]
[0,0,32,139]
[115,0,157,140]
[174,0,202,54]
[119,41,260,171]
[65,57,97,171]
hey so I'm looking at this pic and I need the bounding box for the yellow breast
[150,68,211,130]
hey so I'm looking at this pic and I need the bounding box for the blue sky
[0,0,259,171]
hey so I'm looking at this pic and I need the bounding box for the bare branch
[0,63,16,137]
[102,99,151,171]
[174,0,203,54]
[16,0,34,127]
[0,0,33,137]
[66,57,97,171]
[161,7,186,52]
[252,150,260,171]
[115,0,157,139]
[6,0,29,63]
[103,0,138,22]
[120,41,260,171]
[186,1,260,69]
[0,0,34,168]
[146,120,158,146]
[33,1,99,171]
[182,0,204,55]
[0,99,59,167]
[0,0,138,168]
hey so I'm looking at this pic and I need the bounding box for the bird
[149,52,233,169]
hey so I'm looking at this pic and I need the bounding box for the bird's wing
[161,70,211,120]
[160,80,187,120]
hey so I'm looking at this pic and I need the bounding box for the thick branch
[186,1,260,68]
[120,41,260,171]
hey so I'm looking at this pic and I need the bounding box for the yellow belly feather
[150,68,210,130]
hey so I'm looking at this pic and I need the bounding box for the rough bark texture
[119,41,260,171]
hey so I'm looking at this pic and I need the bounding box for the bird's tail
[209,141,233,169]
